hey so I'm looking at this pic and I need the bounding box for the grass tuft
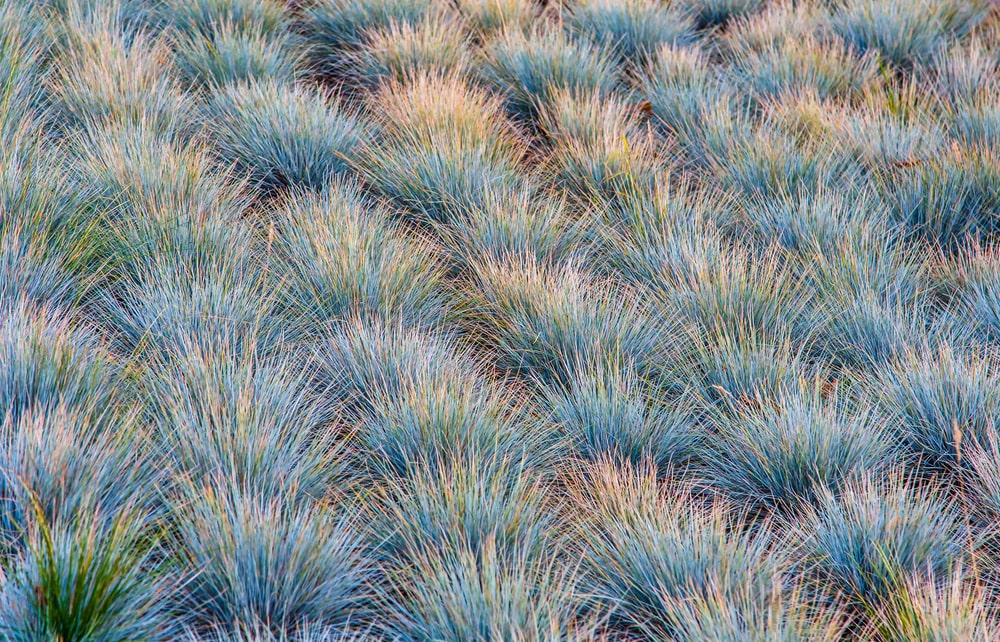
[204,80,365,195]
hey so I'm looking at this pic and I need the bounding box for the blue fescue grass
[70,122,252,280]
[159,0,289,40]
[352,16,469,86]
[874,344,1000,476]
[964,432,1000,550]
[272,180,447,332]
[184,624,376,642]
[598,182,813,350]
[686,327,809,409]
[736,184,879,256]
[835,87,947,171]
[479,27,618,124]
[935,41,1000,151]
[643,44,737,166]
[312,319,535,477]
[302,0,438,76]
[100,244,273,359]
[0,0,47,136]
[48,6,190,135]
[171,21,302,89]
[948,243,1000,342]
[368,453,553,566]
[544,356,699,471]
[144,335,340,504]
[378,539,593,642]
[0,136,88,309]
[170,482,368,638]
[798,474,964,609]
[431,184,577,269]
[724,3,878,101]
[450,0,535,38]
[74,119,268,354]
[538,89,663,208]
[465,255,662,389]
[572,459,782,639]
[17,0,1000,634]
[0,299,119,428]
[619,225,806,345]
[861,135,1000,249]
[804,227,932,368]
[0,402,151,562]
[0,506,173,642]
[871,566,1000,641]
[705,378,892,514]
[361,72,526,225]
[203,79,366,195]
[831,0,990,70]
[158,0,297,88]
[566,0,695,68]
[665,580,848,641]
[681,0,765,30]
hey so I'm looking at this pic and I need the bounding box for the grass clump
[272,180,446,332]
[48,8,189,135]
[380,540,590,641]
[171,22,302,89]
[831,0,990,70]
[146,337,338,503]
[799,475,964,609]
[545,356,698,471]
[0,509,172,642]
[539,89,662,207]
[0,300,118,427]
[681,0,765,30]
[706,379,891,514]
[204,80,365,195]
[871,567,1000,641]
[573,459,783,639]
[361,72,525,225]
[466,256,661,388]
[313,319,532,477]
[480,27,618,124]
[450,0,535,37]
[171,484,368,638]
[369,453,553,565]
[301,0,437,76]
[874,344,1000,475]
[352,16,468,86]
[567,0,695,67]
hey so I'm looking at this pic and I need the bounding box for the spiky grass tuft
[573,459,782,639]
[352,16,468,86]
[313,319,534,477]
[567,0,695,67]
[874,344,1000,476]
[831,0,990,69]
[0,506,172,642]
[170,483,368,637]
[301,0,437,76]
[272,180,447,332]
[204,80,365,195]
[361,72,526,225]
[705,378,891,514]
[799,475,964,608]
[480,27,618,124]
[545,356,698,471]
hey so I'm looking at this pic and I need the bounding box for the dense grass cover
[4,0,1000,639]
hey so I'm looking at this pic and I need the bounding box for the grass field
[3,0,1000,639]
